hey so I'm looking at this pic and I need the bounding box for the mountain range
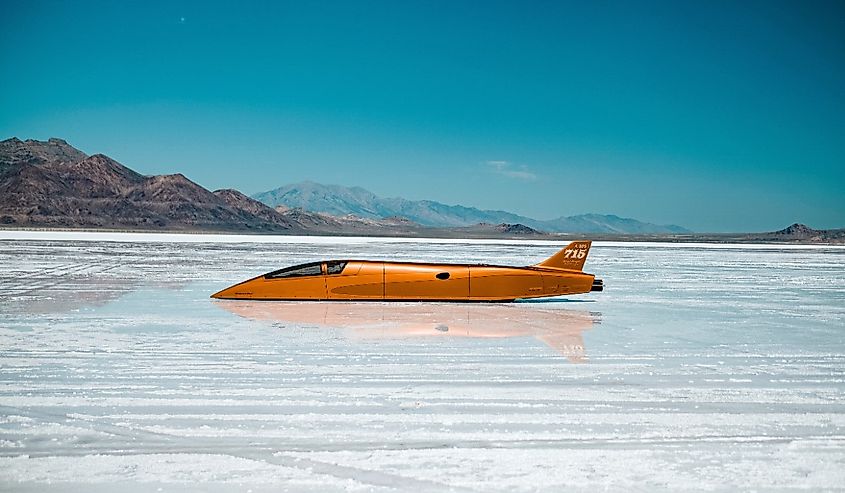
[4,137,840,242]
[0,138,536,235]
[1,137,690,235]
[253,181,691,233]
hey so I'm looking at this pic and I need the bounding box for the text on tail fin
[534,241,592,271]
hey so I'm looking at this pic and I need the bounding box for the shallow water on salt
[1,233,843,491]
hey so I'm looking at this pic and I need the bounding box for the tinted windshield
[265,262,322,279]
[326,261,347,275]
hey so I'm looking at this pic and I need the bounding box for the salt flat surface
[0,233,843,491]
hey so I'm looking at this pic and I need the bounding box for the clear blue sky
[2,0,843,232]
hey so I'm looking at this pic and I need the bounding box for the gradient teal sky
[2,0,843,232]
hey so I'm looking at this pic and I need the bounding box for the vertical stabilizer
[534,241,592,271]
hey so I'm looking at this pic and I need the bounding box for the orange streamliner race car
[211,241,603,302]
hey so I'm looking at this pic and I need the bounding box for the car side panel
[255,275,327,299]
[326,261,385,299]
[469,266,544,301]
[384,264,470,300]
[541,271,595,296]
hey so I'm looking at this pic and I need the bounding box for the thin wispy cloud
[486,160,537,181]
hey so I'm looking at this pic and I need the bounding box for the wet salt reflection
[215,301,599,362]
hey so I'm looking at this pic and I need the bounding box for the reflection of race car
[215,300,599,362]
[212,241,603,302]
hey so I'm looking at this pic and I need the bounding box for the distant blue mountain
[253,181,691,234]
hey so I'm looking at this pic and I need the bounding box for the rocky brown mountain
[0,138,298,232]
[212,188,298,229]
[773,223,821,239]
[0,137,87,171]
[767,223,845,243]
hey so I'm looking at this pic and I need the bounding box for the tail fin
[534,241,592,271]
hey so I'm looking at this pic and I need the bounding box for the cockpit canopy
[265,261,347,279]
